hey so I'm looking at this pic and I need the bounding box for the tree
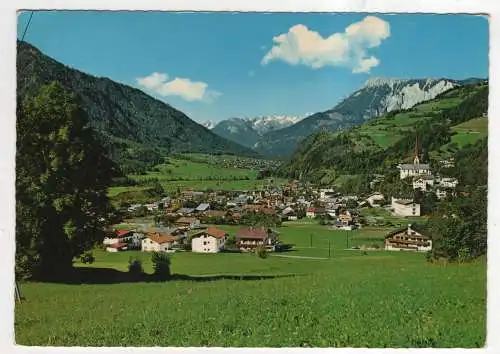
[16,82,116,280]
[150,181,165,197]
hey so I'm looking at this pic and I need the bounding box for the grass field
[433,117,488,158]
[109,156,287,198]
[15,222,486,347]
[354,87,484,150]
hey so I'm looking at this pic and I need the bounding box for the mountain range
[204,115,307,149]
[16,41,257,173]
[17,40,487,171]
[277,80,488,185]
[250,77,486,157]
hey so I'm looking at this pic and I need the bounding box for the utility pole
[328,240,331,258]
[15,281,24,302]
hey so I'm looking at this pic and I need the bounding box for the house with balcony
[235,227,277,252]
[384,224,432,252]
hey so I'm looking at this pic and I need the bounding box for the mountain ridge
[253,77,481,158]
[208,114,307,149]
[17,41,258,173]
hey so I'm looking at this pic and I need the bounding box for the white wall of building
[391,197,421,217]
[141,238,172,252]
[192,234,225,253]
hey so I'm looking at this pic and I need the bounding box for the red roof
[192,227,228,240]
[307,207,316,212]
[116,230,132,238]
[109,242,127,249]
[236,227,268,240]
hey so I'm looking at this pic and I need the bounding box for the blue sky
[17,11,489,122]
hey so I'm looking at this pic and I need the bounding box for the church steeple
[413,135,420,165]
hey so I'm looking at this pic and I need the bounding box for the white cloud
[261,16,390,73]
[136,73,221,102]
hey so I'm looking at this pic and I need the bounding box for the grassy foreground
[15,224,486,347]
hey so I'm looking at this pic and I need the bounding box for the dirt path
[272,254,330,260]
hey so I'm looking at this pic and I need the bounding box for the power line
[20,11,34,42]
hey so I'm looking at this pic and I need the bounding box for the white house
[385,224,432,252]
[391,197,421,217]
[366,193,385,207]
[175,216,201,229]
[438,178,459,189]
[319,189,335,201]
[144,202,159,212]
[412,176,434,191]
[306,207,317,218]
[141,233,177,252]
[191,227,228,253]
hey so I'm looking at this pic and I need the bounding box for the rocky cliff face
[361,77,457,114]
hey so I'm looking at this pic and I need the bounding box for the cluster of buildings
[103,223,279,254]
[391,138,460,216]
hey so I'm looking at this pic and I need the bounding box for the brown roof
[192,227,228,239]
[236,227,268,240]
[148,233,176,244]
[175,216,199,224]
[243,204,261,211]
[205,210,228,217]
[260,207,276,215]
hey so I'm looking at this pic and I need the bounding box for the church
[397,137,431,180]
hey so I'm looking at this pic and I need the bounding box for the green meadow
[108,156,287,198]
[15,222,486,347]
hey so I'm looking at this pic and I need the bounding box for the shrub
[80,252,95,264]
[255,246,268,259]
[128,257,144,278]
[151,252,172,280]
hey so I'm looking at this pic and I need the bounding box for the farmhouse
[191,227,228,253]
[438,177,459,189]
[391,197,421,217]
[177,207,195,215]
[141,233,177,252]
[235,227,276,252]
[174,216,201,229]
[104,230,142,249]
[412,176,434,191]
[306,207,317,218]
[366,193,385,207]
[384,224,432,252]
[106,242,127,252]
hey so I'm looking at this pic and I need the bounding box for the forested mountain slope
[17,41,257,173]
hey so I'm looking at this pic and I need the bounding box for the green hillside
[278,82,488,185]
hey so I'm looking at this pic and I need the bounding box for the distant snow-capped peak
[205,114,309,134]
[242,114,309,134]
[200,120,216,130]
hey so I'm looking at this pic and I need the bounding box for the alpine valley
[17,41,258,174]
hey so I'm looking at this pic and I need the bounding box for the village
[104,140,459,256]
